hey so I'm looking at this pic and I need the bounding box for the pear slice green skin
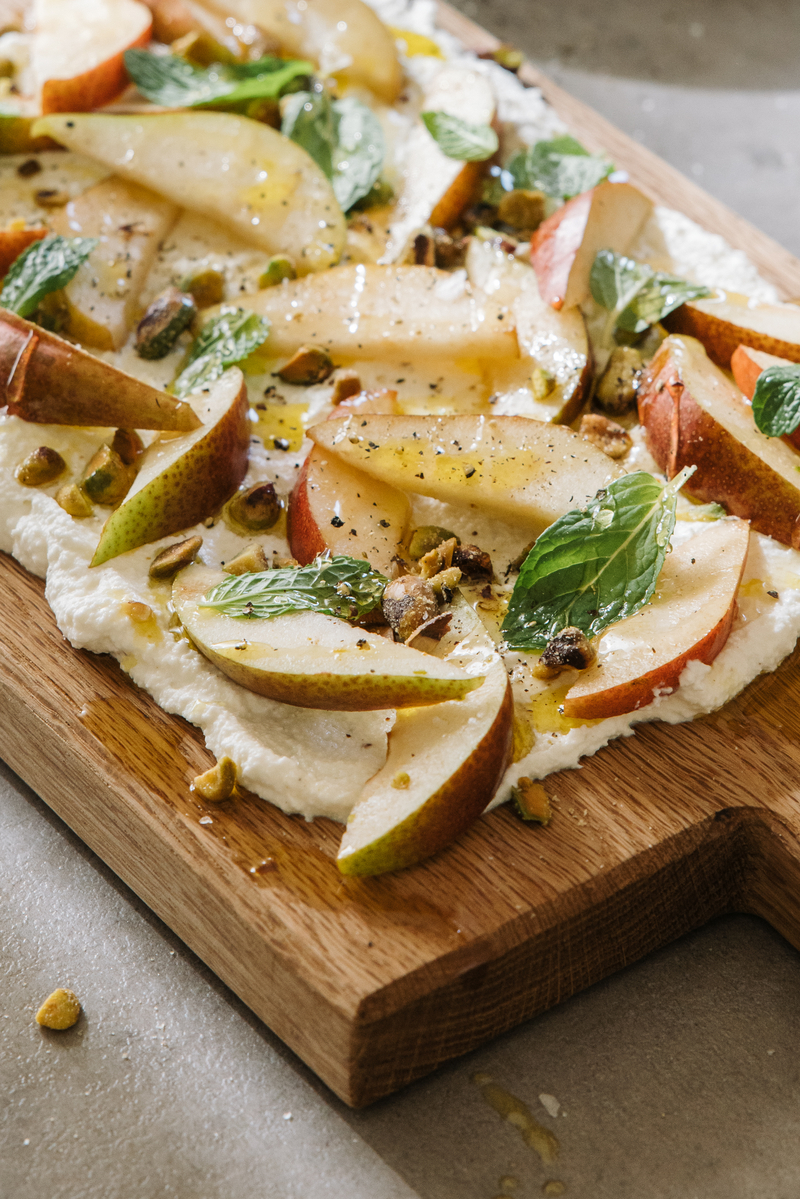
[337,597,514,876]
[90,369,249,567]
[172,564,483,712]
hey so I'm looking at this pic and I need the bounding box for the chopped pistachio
[110,427,144,466]
[530,365,556,402]
[330,368,362,405]
[149,535,203,580]
[81,444,135,507]
[135,287,196,360]
[497,188,546,232]
[419,536,458,579]
[55,482,93,518]
[15,445,66,487]
[258,254,297,288]
[533,626,597,680]
[193,755,237,802]
[452,543,493,581]
[223,544,270,575]
[382,575,438,641]
[511,777,552,825]
[580,413,632,459]
[226,482,282,532]
[276,345,333,385]
[428,565,462,601]
[407,525,459,561]
[596,345,643,415]
[180,267,224,308]
[170,28,238,66]
[35,987,81,1030]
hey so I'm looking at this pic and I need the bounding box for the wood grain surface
[4,5,800,1107]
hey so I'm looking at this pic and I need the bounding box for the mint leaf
[501,468,695,651]
[590,250,711,335]
[200,554,388,621]
[0,234,98,318]
[751,363,800,437]
[506,136,611,201]
[421,111,498,162]
[174,307,270,398]
[282,90,384,211]
[124,49,311,109]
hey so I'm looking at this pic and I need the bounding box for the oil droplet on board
[471,1073,559,1164]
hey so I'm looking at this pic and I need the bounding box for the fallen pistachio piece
[180,267,224,308]
[258,254,297,288]
[382,574,438,641]
[135,286,197,360]
[193,755,237,802]
[512,777,552,825]
[226,481,282,532]
[15,445,66,487]
[580,413,632,460]
[55,482,94,518]
[223,544,270,575]
[81,444,136,507]
[36,987,81,1030]
[110,427,145,466]
[407,524,459,561]
[277,344,333,385]
[533,626,597,680]
[149,535,203,579]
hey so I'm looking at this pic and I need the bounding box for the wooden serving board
[5,4,800,1109]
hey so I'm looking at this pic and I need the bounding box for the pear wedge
[310,413,620,535]
[91,368,249,566]
[172,564,483,711]
[337,598,513,876]
[33,111,345,274]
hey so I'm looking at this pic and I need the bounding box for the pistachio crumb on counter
[193,756,238,803]
[512,778,552,826]
[36,988,81,1030]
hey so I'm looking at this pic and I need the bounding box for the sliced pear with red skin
[91,368,249,566]
[730,343,800,454]
[172,564,482,711]
[530,181,654,311]
[310,413,621,536]
[200,0,402,102]
[213,264,518,362]
[32,111,344,274]
[383,66,495,262]
[663,291,800,368]
[638,335,800,548]
[288,387,408,572]
[0,225,47,278]
[337,599,513,876]
[0,308,200,431]
[48,176,180,351]
[563,518,750,720]
[33,0,152,114]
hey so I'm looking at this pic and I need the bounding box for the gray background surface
[4,2,800,1196]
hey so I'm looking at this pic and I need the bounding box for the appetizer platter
[3,0,800,1105]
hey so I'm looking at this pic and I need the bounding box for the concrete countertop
[4,2,800,1196]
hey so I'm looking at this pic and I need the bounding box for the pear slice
[0,308,200,431]
[310,413,620,535]
[337,598,513,876]
[663,291,800,367]
[32,111,345,274]
[172,564,483,711]
[221,263,517,362]
[90,368,249,566]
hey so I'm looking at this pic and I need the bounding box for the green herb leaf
[506,136,612,201]
[0,234,98,319]
[173,307,270,398]
[421,111,498,162]
[200,554,388,621]
[590,249,711,335]
[751,363,800,437]
[124,49,312,110]
[281,90,384,211]
[501,468,695,651]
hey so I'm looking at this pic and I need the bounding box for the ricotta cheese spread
[2,0,799,833]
